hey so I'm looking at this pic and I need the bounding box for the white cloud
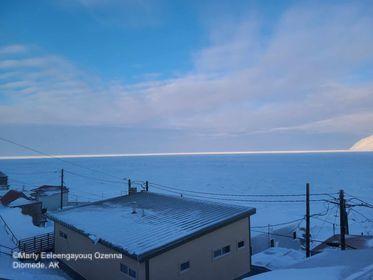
[0,1,372,142]
[58,0,164,28]
[0,45,28,55]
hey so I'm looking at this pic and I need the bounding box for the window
[237,241,245,248]
[129,268,137,279]
[213,249,222,258]
[59,230,67,239]
[180,261,190,272]
[222,245,230,254]
[120,264,136,279]
[213,245,231,260]
[120,263,128,274]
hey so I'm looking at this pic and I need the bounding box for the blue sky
[0,0,372,155]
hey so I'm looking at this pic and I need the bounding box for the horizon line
[0,149,371,160]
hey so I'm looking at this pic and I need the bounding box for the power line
[252,217,305,229]
[151,184,327,203]
[251,229,325,244]
[4,170,58,176]
[350,208,373,223]
[345,192,373,207]
[63,169,125,185]
[149,182,337,198]
[0,136,125,181]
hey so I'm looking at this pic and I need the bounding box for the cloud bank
[0,1,372,152]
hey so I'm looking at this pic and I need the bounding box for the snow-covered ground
[249,248,373,279]
[1,153,372,251]
[252,247,305,270]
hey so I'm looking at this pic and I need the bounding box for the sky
[0,0,372,155]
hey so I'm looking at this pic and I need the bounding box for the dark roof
[48,191,256,262]
[0,190,30,206]
[0,171,7,177]
[312,234,373,253]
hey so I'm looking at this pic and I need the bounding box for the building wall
[19,202,43,226]
[55,217,251,280]
[38,192,68,211]
[54,223,146,280]
[0,176,8,188]
[149,217,251,280]
[0,176,9,190]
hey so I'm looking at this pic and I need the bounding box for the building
[312,234,373,254]
[0,171,9,190]
[48,190,256,280]
[0,189,44,226]
[30,185,69,211]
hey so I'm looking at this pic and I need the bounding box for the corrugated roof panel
[49,192,255,260]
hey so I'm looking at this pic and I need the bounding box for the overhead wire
[0,136,126,181]
[149,181,337,198]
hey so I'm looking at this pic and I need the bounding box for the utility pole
[306,183,311,258]
[128,179,131,195]
[345,204,349,235]
[339,189,346,250]
[60,169,64,210]
[145,181,149,192]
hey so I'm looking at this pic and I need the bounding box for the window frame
[237,240,245,249]
[120,263,128,274]
[213,245,231,260]
[179,261,190,273]
[128,268,137,279]
[222,245,230,255]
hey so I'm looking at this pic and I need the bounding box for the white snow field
[249,248,373,279]
[1,152,372,250]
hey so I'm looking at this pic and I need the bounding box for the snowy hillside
[350,135,373,151]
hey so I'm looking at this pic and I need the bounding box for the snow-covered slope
[249,248,373,280]
[350,135,373,151]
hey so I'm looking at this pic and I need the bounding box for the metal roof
[49,191,255,262]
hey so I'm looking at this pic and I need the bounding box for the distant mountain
[350,135,373,151]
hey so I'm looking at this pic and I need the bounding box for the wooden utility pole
[60,169,64,210]
[345,205,349,235]
[306,183,311,258]
[128,179,131,195]
[339,189,346,250]
[145,181,149,192]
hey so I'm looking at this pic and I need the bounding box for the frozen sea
[1,152,372,239]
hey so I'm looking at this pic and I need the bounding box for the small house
[30,185,69,211]
[48,190,256,280]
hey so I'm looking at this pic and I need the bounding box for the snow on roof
[8,197,39,207]
[313,234,373,252]
[49,191,255,261]
[0,189,9,197]
[31,185,68,196]
[250,266,345,280]
[0,190,29,206]
[248,248,373,280]
[252,247,305,270]
[0,207,51,240]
